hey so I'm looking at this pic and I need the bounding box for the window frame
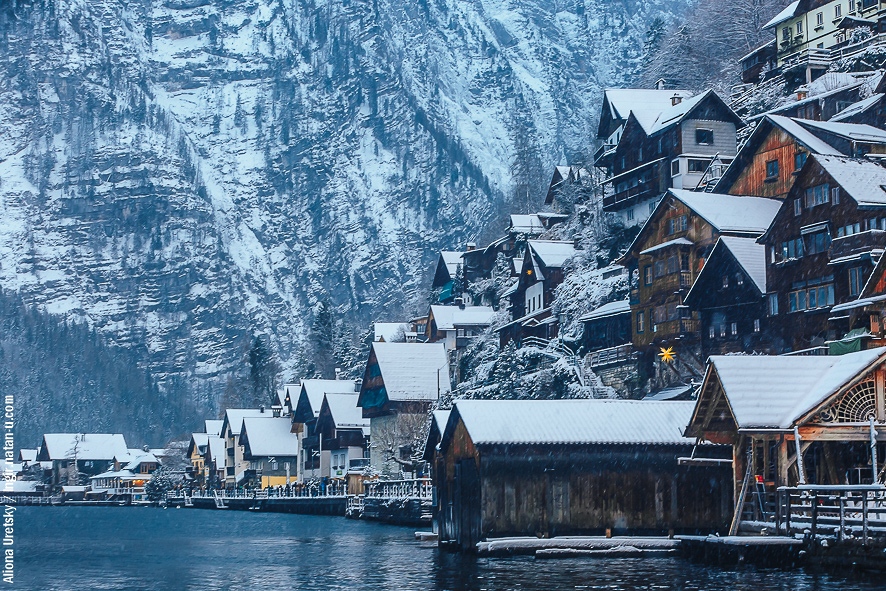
[695,128,714,145]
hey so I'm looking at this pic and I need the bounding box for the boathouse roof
[38,433,128,462]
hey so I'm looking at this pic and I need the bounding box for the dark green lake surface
[14,506,886,590]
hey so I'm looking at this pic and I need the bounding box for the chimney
[671,93,682,106]
[466,242,476,252]
[655,78,665,90]
[143,445,149,452]
[335,367,342,380]
[354,378,363,393]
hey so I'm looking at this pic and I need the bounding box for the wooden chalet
[427,304,496,351]
[829,253,886,352]
[290,379,358,481]
[687,348,886,532]
[239,416,299,488]
[618,189,781,378]
[600,90,743,226]
[357,342,450,477]
[758,154,886,352]
[497,240,577,347]
[432,250,465,304]
[739,40,777,84]
[315,392,370,484]
[37,433,128,488]
[831,75,886,127]
[436,399,732,551]
[683,237,774,357]
[579,299,631,353]
[716,115,886,200]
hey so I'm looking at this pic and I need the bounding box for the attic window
[695,129,714,145]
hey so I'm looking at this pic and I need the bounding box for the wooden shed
[435,399,732,552]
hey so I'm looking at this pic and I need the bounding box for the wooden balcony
[829,230,886,263]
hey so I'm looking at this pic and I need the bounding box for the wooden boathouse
[435,399,732,552]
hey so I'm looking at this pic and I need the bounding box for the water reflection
[16,507,883,591]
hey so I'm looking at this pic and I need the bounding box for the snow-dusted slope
[0,0,688,420]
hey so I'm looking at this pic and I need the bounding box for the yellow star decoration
[658,346,676,364]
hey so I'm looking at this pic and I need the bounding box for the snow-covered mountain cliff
[0,0,688,436]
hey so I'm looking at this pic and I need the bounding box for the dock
[476,536,680,557]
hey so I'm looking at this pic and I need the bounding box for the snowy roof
[449,400,697,446]
[124,452,158,471]
[501,279,519,298]
[639,237,693,255]
[365,342,450,402]
[190,432,209,451]
[40,434,128,461]
[762,82,864,118]
[18,449,37,463]
[241,417,299,457]
[374,322,409,342]
[300,380,358,418]
[204,420,223,437]
[439,251,464,278]
[766,115,844,155]
[686,237,768,304]
[207,436,225,462]
[322,393,368,429]
[831,293,886,313]
[814,155,886,207]
[509,214,545,235]
[643,384,693,401]
[6,481,37,493]
[528,240,578,268]
[646,90,715,136]
[430,305,496,330]
[223,409,269,437]
[432,409,451,432]
[764,0,800,28]
[705,347,886,429]
[797,119,886,144]
[739,39,776,62]
[601,89,694,134]
[579,300,631,322]
[831,94,885,123]
[669,189,781,234]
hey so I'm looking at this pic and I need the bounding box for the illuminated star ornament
[658,347,676,363]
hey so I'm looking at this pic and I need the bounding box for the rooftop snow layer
[766,115,844,155]
[797,119,886,144]
[430,305,496,330]
[579,299,631,322]
[602,89,694,133]
[528,240,578,268]
[374,322,409,342]
[241,417,299,457]
[440,251,464,278]
[639,237,693,255]
[764,0,800,29]
[370,342,451,401]
[452,399,698,446]
[301,380,358,417]
[831,94,884,122]
[207,436,225,462]
[708,347,886,428]
[814,155,886,206]
[223,409,269,436]
[509,214,545,234]
[646,90,713,136]
[40,434,128,461]
[669,189,782,234]
[204,420,223,437]
[322,392,368,429]
[719,236,767,293]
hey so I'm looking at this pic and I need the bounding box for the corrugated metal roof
[708,347,886,429]
[453,399,697,446]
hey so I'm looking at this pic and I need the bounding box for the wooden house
[239,416,299,488]
[315,393,370,483]
[357,342,450,477]
[204,435,226,489]
[758,154,886,352]
[187,433,209,484]
[497,240,577,347]
[220,408,269,488]
[829,253,886,351]
[432,251,465,304]
[686,348,886,532]
[600,90,743,226]
[427,304,496,350]
[716,115,886,200]
[436,399,732,551]
[290,379,358,482]
[683,237,774,357]
[579,300,632,353]
[739,40,777,84]
[831,75,886,126]
[618,189,781,373]
[762,79,867,120]
[36,433,128,488]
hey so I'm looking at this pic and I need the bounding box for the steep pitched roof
[669,189,781,234]
[204,420,223,437]
[18,449,37,463]
[645,90,742,136]
[188,433,209,458]
[598,88,694,138]
[429,305,496,330]
[831,94,885,123]
[685,236,768,306]
[445,400,697,447]
[241,417,299,457]
[359,342,450,405]
[579,299,631,322]
[300,380,357,418]
[696,348,886,429]
[374,322,409,342]
[509,214,545,235]
[38,434,128,462]
[764,0,800,29]
[814,155,886,206]
[527,240,578,268]
[206,436,225,464]
[321,393,369,430]
[439,251,463,278]
[222,409,268,437]
[796,118,886,144]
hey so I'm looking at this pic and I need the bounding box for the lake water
[14,506,885,591]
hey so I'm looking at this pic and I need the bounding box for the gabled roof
[763,0,800,29]
[240,417,299,458]
[204,420,223,437]
[444,400,698,448]
[38,434,128,462]
[358,342,450,406]
[221,409,268,438]
[429,305,496,330]
[597,89,694,138]
[644,90,743,136]
[796,118,886,144]
[206,436,225,464]
[374,322,409,342]
[18,449,37,463]
[439,251,463,278]
[422,409,452,462]
[759,81,864,119]
[321,393,369,430]
[579,299,631,322]
[831,94,885,123]
[299,379,357,417]
[527,240,578,268]
[188,433,209,458]
[685,236,767,306]
[509,214,545,235]
[694,348,886,430]
[124,452,158,471]
[814,155,886,207]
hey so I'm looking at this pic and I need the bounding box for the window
[667,215,688,235]
[731,322,738,336]
[779,237,804,261]
[671,159,680,176]
[737,273,744,287]
[644,265,653,286]
[637,311,645,333]
[816,12,823,26]
[626,208,634,221]
[831,187,840,204]
[795,152,807,171]
[805,183,830,208]
[794,198,802,216]
[722,275,729,289]
[667,255,679,274]
[788,280,834,312]
[709,326,716,339]
[637,147,643,161]
[271,461,279,470]
[796,20,803,35]
[849,267,864,297]
[805,230,830,255]
[768,293,779,316]
[688,159,709,173]
[835,4,842,17]
[720,324,727,338]
[654,260,667,278]
[696,129,714,145]
[753,318,761,333]
[765,159,779,179]
[782,27,791,41]
[657,137,663,154]
[838,222,861,237]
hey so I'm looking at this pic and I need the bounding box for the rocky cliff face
[0,0,687,435]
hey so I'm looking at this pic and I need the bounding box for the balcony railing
[364,478,433,500]
[587,344,638,368]
[775,485,886,541]
[829,230,886,262]
[603,182,660,210]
